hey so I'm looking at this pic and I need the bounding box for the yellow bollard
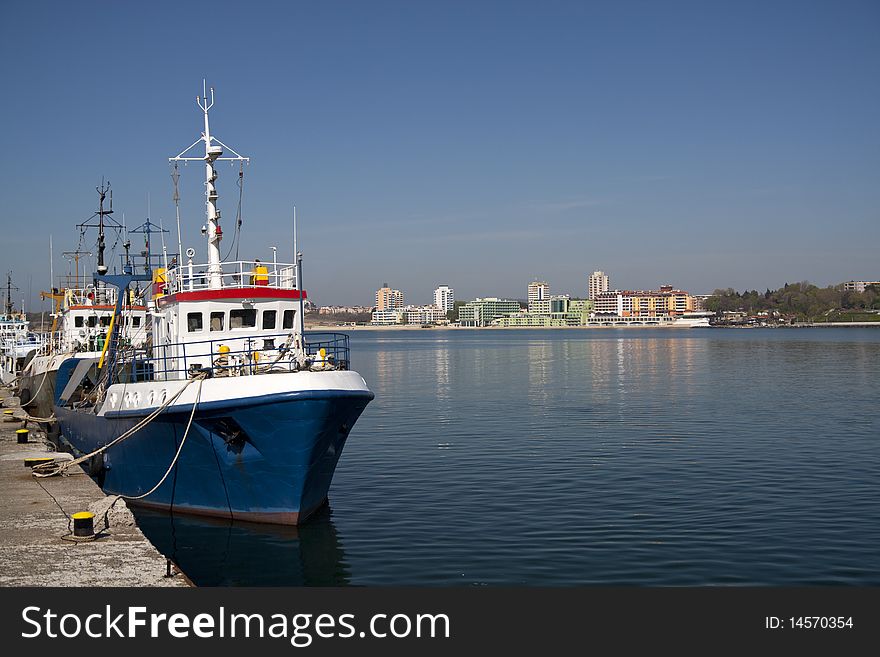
[24,456,55,468]
[72,512,95,537]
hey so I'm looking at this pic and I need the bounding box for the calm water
[134,328,880,586]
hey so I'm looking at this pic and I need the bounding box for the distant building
[494,298,593,327]
[376,284,404,311]
[691,295,712,312]
[843,280,880,293]
[434,285,455,315]
[594,285,694,317]
[527,281,550,312]
[371,309,405,325]
[405,305,448,325]
[458,298,521,327]
[372,304,448,326]
[529,294,571,316]
[318,305,374,315]
[588,271,609,300]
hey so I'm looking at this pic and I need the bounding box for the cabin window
[187,312,203,332]
[230,309,257,329]
[132,316,141,327]
[75,316,84,327]
[210,312,225,331]
[87,316,97,328]
[262,310,277,330]
[100,316,111,327]
[283,309,295,329]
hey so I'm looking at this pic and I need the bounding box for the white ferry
[584,312,713,327]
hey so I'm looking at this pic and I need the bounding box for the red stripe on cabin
[157,287,308,307]
[68,305,147,311]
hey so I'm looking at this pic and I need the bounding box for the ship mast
[170,81,249,289]
[62,250,92,289]
[96,180,111,275]
[78,180,123,286]
[4,272,15,316]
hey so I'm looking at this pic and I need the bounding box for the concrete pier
[0,387,188,587]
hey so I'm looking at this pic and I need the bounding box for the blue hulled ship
[52,84,373,524]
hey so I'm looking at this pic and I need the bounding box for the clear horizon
[1,1,878,310]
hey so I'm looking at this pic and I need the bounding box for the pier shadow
[131,505,351,586]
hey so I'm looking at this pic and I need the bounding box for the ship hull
[54,385,373,525]
[19,353,95,440]
[19,354,64,413]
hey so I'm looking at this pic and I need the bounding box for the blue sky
[1,1,878,308]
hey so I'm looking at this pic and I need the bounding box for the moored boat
[52,84,374,525]
[1,274,44,385]
[18,186,148,429]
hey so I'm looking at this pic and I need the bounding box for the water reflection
[130,330,880,586]
[527,339,552,405]
[435,342,450,401]
[132,506,350,586]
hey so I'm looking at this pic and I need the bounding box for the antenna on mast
[170,81,249,289]
[159,214,169,271]
[61,250,93,290]
[172,164,183,265]
[293,205,299,290]
[121,212,132,273]
[78,179,123,278]
[4,272,18,316]
[130,219,168,276]
[294,206,305,337]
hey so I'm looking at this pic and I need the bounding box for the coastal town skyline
[313,272,877,313]
[307,273,878,329]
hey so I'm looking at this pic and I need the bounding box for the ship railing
[162,260,298,295]
[301,332,351,370]
[34,331,64,355]
[113,331,350,382]
[1,332,44,347]
[64,285,119,307]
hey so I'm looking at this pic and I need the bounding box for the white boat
[584,311,712,328]
[18,281,147,426]
[52,83,374,525]
[0,274,44,385]
[18,186,148,426]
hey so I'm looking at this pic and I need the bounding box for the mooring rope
[32,374,205,478]
[20,412,57,424]
[121,375,204,500]
[86,375,205,535]
[20,364,51,406]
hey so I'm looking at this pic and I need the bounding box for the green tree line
[706,282,880,320]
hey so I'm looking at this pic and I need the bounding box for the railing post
[162,343,169,382]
